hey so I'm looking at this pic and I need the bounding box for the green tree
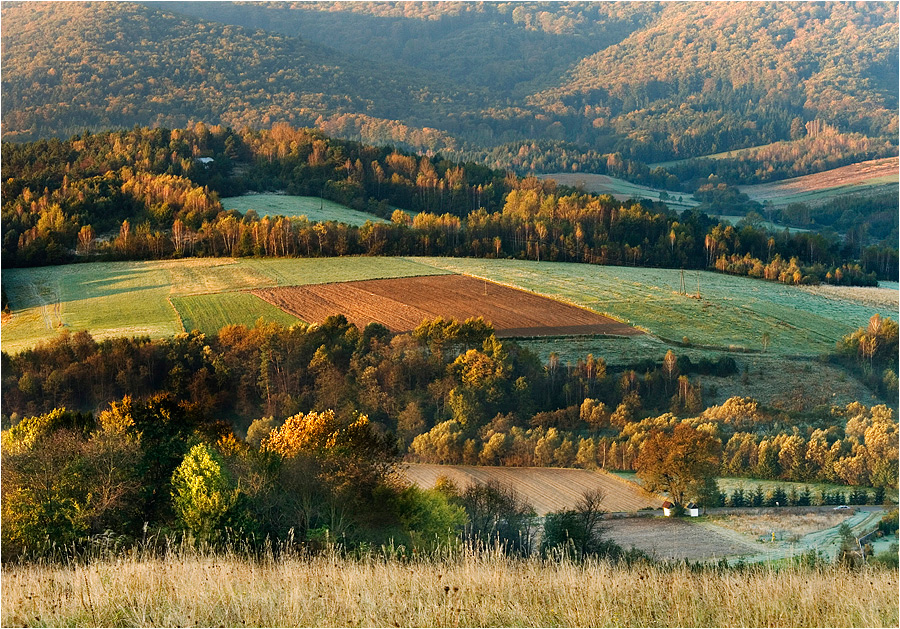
[171,443,238,541]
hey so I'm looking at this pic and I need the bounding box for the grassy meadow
[538,173,699,210]
[172,292,301,335]
[2,550,896,628]
[221,194,390,225]
[0,257,447,353]
[413,258,894,356]
[1,256,892,362]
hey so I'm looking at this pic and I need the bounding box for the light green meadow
[221,194,388,225]
[1,257,447,353]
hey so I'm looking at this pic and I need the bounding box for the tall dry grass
[2,545,897,627]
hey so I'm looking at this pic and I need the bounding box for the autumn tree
[635,423,721,507]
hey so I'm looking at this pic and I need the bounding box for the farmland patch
[253,274,642,337]
[410,257,893,356]
[1,257,449,353]
[401,463,660,515]
[740,157,899,207]
[221,193,389,225]
[602,517,763,560]
[172,292,301,335]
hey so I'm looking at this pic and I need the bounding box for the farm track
[254,275,642,337]
[401,463,661,515]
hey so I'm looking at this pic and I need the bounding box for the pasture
[411,257,894,356]
[221,194,388,225]
[254,275,640,338]
[538,173,699,210]
[172,292,300,335]
[402,463,660,515]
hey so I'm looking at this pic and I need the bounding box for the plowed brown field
[401,463,661,515]
[253,274,641,337]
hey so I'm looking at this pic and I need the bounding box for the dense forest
[2,2,896,181]
[2,311,897,557]
[2,124,894,282]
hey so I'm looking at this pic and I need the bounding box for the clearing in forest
[538,172,698,211]
[221,194,389,225]
[740,157,899,207]
[402,463,660,515]
[253,274,642,337]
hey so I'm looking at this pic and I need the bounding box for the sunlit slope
[411,258,894,356]
[0,257,448,353]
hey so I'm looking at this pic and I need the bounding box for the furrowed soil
[254,274,642,337]
[602,517,764,560]
[401,463,660,515]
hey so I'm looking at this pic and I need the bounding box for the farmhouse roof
[196,157,214,164]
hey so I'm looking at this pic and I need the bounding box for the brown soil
[401,463,661,515]
[253,274,642,337]
[603,517,762,560]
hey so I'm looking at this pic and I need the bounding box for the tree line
[3,124,894,281]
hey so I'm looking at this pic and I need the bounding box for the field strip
[401,463,661,515]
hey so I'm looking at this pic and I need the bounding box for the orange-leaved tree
[635,423,721,507]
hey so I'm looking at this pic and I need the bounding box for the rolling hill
[2,1,896,170]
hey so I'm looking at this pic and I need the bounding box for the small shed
[686,501,700,517]
[662,500,675,517]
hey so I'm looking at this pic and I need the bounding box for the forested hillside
[3,124,894,281]
[3,1,896,176]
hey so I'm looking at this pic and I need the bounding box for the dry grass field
[711,511,855,540]
[401,463,660,515]
[2,551,896,627]
[254,274,641,337]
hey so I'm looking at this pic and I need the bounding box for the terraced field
[402,463,661,515]
[221,194,389,225]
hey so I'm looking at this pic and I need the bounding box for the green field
[411,258,894,356]
[171,292,301,335]
[221,194,389,225]
[0,257,447,353]
[537,173,699,211]
[1,257,892,359]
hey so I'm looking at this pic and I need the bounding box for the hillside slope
[2,1,896,166]
[0,1,484,144]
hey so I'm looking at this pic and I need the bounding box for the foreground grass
[2,551,897,627]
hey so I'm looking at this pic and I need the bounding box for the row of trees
[1,397,627,562]
[3,124,895,280]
